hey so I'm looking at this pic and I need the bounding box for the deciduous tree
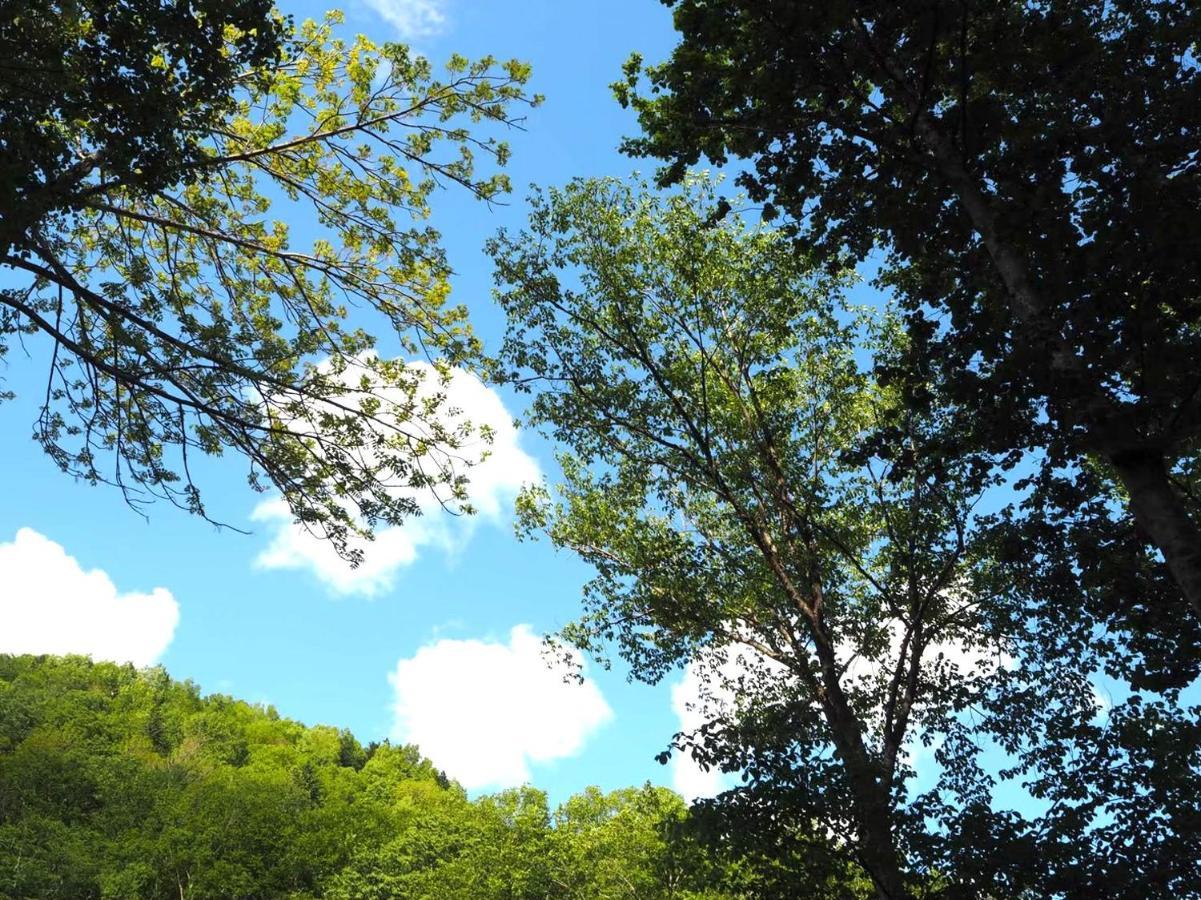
[493,175,999,897]
[491,175,1201,899]
[0,3,536,556]
[615,0,1201,617]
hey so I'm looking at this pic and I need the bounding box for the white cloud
[362,0,449,39]
[388,625,612,789]
[0,528,178,667]
[668,616,1013,802]
[252,362,540,596]
[252,494,454,596]
[670,659,735,801]
[668,644,786,801]
[840,617,1014,697]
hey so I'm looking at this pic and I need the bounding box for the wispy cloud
[0,528,178,667]
[389,625,612,789]
[362,0,450,40]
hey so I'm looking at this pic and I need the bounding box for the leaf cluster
[0,7,540,559]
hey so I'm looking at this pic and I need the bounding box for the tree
[492,175,986,897]
[614,0,1201,617]
[0,3,537,557]
[490,175,1201,899]
[547,784,728,898]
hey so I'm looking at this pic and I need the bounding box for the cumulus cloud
[0,528,178,667]
[252,362,540,596]
[388,625,612,790]
[670,659,736,801]
[668,645,787,801]
[840,618,1014,696]
[362,0,449,39]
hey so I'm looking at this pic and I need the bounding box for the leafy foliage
[0,654,770,899]
[615,0,1201,616]
[0,4,538,558]
[0,0,285,219]
[491,175,1201,899]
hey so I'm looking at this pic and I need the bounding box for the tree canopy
[0,0,284,230]
[614,0,1201,618]
[0,3,536,558]
[491,175,1201,899]
[2,4,1200,899]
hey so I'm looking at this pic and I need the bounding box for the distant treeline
[0,655,868,899]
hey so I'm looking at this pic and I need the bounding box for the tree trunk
[1110,450,1201,619]
[913,113,1201,616]
[819,678,912,899]
[854,792,911,900]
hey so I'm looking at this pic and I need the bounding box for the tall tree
[490,175,1201,899]
[493,175,994,898]
[0,3,536,556]
[614,0,1201,617]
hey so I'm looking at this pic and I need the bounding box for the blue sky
[0,0,739,804]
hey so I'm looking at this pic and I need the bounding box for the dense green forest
[0,655,870,899]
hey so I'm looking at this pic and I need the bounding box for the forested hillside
[0,655,864,899]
